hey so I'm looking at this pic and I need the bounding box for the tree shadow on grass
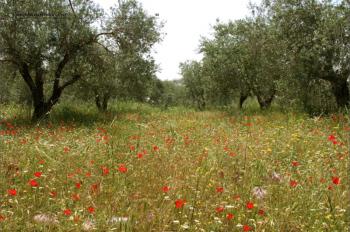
[3,102,159,128]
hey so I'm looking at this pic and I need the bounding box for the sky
[94,0,261,80]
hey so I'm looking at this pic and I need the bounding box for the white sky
[94,0,261,80]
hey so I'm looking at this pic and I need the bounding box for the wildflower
[216,187,224,193]
[243,225,252,231]
[246,202,254,210]
[118,164,127,173]
[91,183,100,193]
[332,176,340,185]
[153,145,159,151]
[175,199,186,208]
[229,152,237,157]
[49,191,57,198]
[7,189,17,196]
[34,172,42,177]
[258,209,265,216]
[290,180,298,188]
[87,206,95,214]
[82,219,96,231]
[101,166,109,176]
[137,153,143,159]
[72,193,80,201]
[63,146,70,153]
[33,214,58,224]
[109,216,129,223]
[63,209,72,216]
[129,145,135,151]
[29,179,39,187]
[75,183,81,189]
[226,213,234,220]
[162,186,170,193]
[328,134,336,141]
[271,171,282,182]
[252,187,267,199]
[216,206,224,213]
[0,214,5,221]
[291,161,299,167]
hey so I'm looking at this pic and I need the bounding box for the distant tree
[180,61,208,110]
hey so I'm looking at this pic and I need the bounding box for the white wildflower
[109,216,129,224]
[82,219,96,231]
[252,187,267,199]
[33,213,58,224]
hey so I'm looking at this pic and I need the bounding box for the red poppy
[137,153,143,159]
[49,191,57,197]
[243,225,252,231]
[226,213,234,220]
[34,172,42,177]
[63,209,72,216]
[7,189,17,196]
[72,193,80,201]
[118,164,128,173]
[258,209,265,216]
[153,145,159,151]
[129,145,135,151]
[216,187,224,193]
[332,176,340,185]
[290,180,298,188]
[91,183,100,193]
[229,152,237,157]
[291,161,299,167]
[63,147,70,153]
[87,206,95,214]
[175,199,186,208]
[101,166,109,176]
[75,183,81,189]
[0,214,5,221]
[162,186,170,193]
[86,172,92,177]
[328,134,336,141]
[246,202,254,210]
[29,179,39,187]
[216,206,224,213]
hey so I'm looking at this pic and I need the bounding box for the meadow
[0,102,349,231]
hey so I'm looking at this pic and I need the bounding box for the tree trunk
[239,94,248,109]
[257,94,275,109]
[331,79,350,108]
[32,102,51,122]
[95,93,110,112]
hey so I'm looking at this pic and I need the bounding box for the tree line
[180,0,350,114]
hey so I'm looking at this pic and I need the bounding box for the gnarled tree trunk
[95,93,110,112]
[331,78,350,108]
[239,94,248,109]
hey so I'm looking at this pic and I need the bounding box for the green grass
[0,102,349,231]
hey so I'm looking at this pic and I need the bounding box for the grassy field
[0,102,349,231]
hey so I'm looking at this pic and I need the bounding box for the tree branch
[60,74,81,90]
[68,0,76,17]
[0,59,15,64]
